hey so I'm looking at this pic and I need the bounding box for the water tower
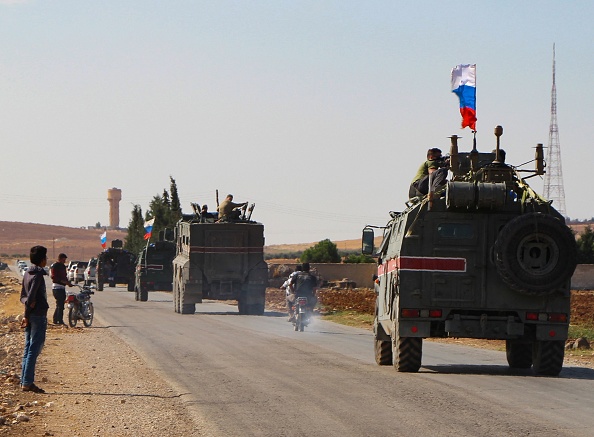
[107,188,122,229]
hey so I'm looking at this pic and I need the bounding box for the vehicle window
[437,223,474,239]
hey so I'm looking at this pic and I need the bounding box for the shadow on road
[422,364,594,380]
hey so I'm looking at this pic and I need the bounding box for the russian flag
[451,64,476,130]
[143,218,155,241]
[100,231,107,249]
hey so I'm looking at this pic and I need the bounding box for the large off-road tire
[97,282,104,292]
[83,303,94,327]
[248,302,265,316]
[238,292,247,315]
[127,280,135,292]
[140,287,148,302]
[374,320,393,366]
[393,336,422,372]
[68,307,78,328]
[375,338,393,366]
[181,303,195,314]
[532,340,565,376]
[108,281,115,288]
[494,213,577,295]
[506,340,533,369]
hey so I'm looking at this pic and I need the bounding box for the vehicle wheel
[97,282,104,291]
[375,338,393,366]
[532,340,564,376]
[374,318,393,365]
[248,302,264,316]
[68,307,77,328]
[181,303,195,314]
[83,303,94,327]
[140,287,148,302]
[393,336,422,372]
[127,280,135,292]
[494,213,577,295]
[109,281,115,288]
[238,293,247,315]
[506,340,533,368]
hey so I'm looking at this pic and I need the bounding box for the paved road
[82,286,594,436]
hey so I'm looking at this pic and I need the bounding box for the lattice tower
[543,44,567,219]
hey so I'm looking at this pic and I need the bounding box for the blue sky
[1,1,591,245]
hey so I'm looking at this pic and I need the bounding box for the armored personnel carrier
[363,126,577,376]
[135,240,176,302]
[172,202,268,315]
[96,239,137,292]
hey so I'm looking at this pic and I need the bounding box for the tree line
[123,176,182,256]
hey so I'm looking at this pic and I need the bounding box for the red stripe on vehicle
[189,246,263,254]
[378,256,466,276]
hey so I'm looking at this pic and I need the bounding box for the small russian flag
[451,64,477,130]
[100,231,107,249]
[143,218,155,241]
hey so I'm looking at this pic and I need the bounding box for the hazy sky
[1,1,591,245]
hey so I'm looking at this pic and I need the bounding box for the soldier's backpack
[292,272,316,295]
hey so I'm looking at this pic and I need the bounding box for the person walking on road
[50,253,72,325]
[20,245,49,393]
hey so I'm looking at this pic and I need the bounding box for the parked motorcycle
[293,296,311,332]
[66,285,95,327]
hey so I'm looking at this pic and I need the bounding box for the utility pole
[543,44,567,219]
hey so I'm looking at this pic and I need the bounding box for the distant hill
[0,221,127,262]
[1,220,590,263]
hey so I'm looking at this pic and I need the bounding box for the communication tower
[543,44,567,219]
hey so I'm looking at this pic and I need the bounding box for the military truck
[363,126,577,376]
[96,239,137,292]
[135,240,176,302]
[173,202,267,315]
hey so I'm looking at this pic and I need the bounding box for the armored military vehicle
[96,239,137,292]
[362,126,577,376]
[135,240,176,302]
[173,202,268,315]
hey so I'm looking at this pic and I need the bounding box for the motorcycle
[66,285,95,327]
[293,296,311,332]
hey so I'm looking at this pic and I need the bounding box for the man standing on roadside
[50,253,72,325]
[20,245,49,393]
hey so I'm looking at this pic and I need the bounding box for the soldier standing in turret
[217,194,248,221]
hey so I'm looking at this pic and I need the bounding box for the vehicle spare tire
[494,212,577,295]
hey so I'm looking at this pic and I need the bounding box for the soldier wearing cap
[50,253,72,325]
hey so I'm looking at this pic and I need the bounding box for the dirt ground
[2,270,594,435]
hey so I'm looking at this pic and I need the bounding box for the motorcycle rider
[289,262,318,320]
[50,253,72,325]
[281,264,302,322]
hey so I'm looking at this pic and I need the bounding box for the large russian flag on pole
[100,231,107,249]
[451,64,477,130]
[143,218,155,241]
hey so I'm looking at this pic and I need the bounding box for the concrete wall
[269,262,377,288]
[572,265,594,290]
[269,263,594,290]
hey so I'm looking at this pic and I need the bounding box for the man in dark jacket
[50,253,72,325]
[20,245,49,393]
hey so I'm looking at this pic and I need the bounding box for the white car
[67,261,81,283]
[17,261,28,275]
[84,258,97,285]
